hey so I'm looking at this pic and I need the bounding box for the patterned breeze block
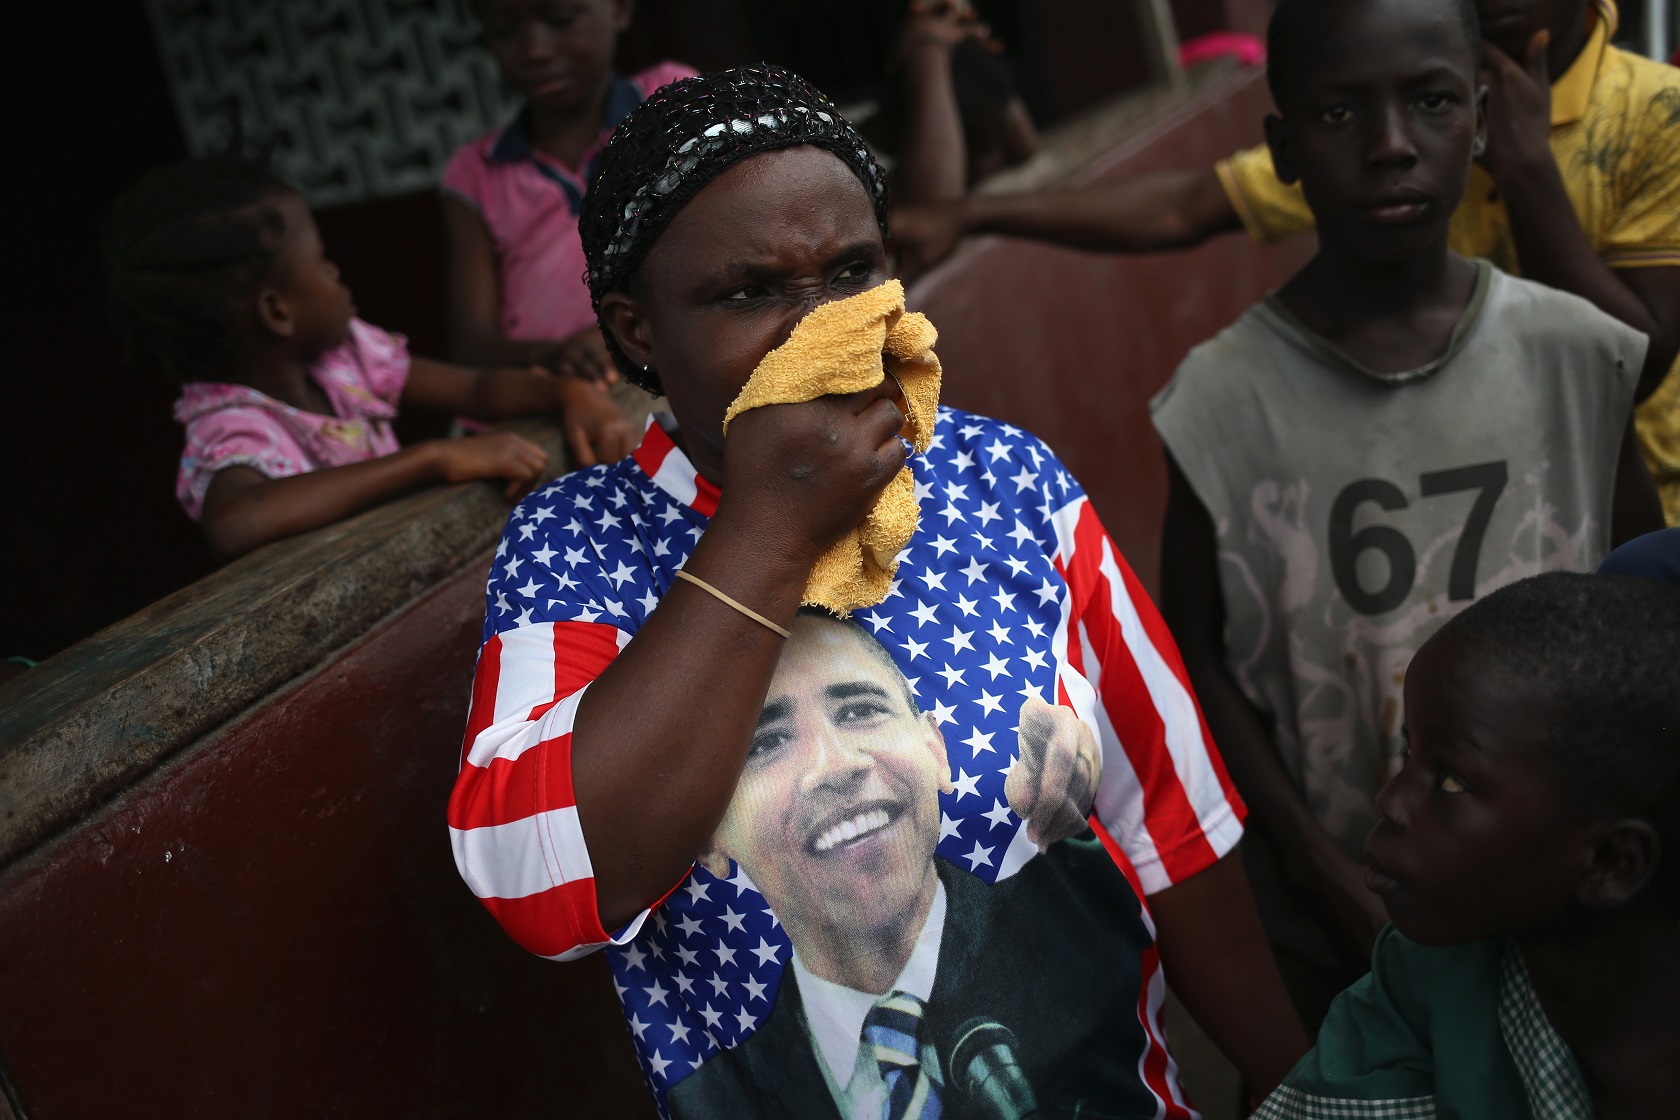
[147,0,521,206]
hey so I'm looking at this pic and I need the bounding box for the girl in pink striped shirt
[442,0,697,452]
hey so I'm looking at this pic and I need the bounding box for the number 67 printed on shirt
[1329,460,1509,615]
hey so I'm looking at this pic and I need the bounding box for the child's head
[1366,572,1680,947]
[1263,0,1486,268]
[105,150,355,385]
[473,0,629,112]
[578,65,890,439]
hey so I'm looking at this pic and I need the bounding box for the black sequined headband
[579,64,891,391]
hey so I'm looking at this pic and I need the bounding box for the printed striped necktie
[862,990,944,1120]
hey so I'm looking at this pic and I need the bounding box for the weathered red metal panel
[0,568,654,1119]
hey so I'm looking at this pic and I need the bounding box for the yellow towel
[722,279,941,615]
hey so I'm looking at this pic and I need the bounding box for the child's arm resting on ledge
[402,355,565,419]
[200,434,549,561]
[890,167,1241,273]
[402,357,636,466]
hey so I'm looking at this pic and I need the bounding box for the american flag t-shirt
[450,408,1244,1118]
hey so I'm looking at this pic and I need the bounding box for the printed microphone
[949,1017,1041,1120]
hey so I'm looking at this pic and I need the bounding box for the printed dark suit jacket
[669,833,1164,1120]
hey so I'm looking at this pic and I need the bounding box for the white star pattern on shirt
[951,769,982,800]
[491,410,1114,1109]
[982,799,1015,830]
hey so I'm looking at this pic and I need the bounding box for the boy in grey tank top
[1149,0,1662,1028]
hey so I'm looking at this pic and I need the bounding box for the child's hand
[557,377,637,468]
[1006,697,1103,850]
[539,325,619,385]
[890,202,966,281]
[1478,31,1553,180]
[899,0,995,58]
[435,431,550,501]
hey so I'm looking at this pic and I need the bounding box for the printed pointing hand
[1006,697,1103,850]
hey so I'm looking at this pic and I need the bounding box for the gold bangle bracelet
[674,569,792,639]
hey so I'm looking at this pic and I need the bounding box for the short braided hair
[1431,572,1680,908]
[103,148,290,385]
[579,64,890,392]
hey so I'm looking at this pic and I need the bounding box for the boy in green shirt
[1257,571,1680,1118]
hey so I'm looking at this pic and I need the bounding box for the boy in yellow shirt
[893,0,1680,520]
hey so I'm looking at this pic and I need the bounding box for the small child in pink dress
[441,0,695,400]
[171,318,414,522]
[106,149,621,562]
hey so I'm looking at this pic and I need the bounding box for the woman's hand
[716,386,909,566]
[434,431,550,501]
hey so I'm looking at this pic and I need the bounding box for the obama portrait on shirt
[667,609,1176,1120]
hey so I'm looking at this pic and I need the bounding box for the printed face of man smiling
[706,613,954,983]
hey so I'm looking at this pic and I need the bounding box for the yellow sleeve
[1635,371,1680,527]
[1597,59,1680,269]
[1214,143,1316,245]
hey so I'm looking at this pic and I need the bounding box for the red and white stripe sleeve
[447,619,643,960]
[1051,495,1246,895]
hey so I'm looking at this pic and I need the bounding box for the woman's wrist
[679,532,810,639]
[703,496,823,589]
